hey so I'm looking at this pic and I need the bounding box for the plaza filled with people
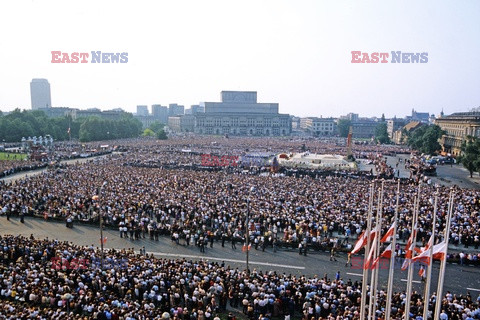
[1,137,480,319]
[0,234,479,320]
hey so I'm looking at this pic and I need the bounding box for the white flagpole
[360,182,375,320]
[434,189,454,319]
[423,188,438,319]
[385,179,400,320]
[405,183,421,320]
[368,184,381,320]
[371,180,384,318]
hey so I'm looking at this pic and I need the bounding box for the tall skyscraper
[30,79,52,110]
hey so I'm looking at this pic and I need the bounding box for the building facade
[435,112,480,156]
[300,117,336,136]
[168,115,195,133]
[193,91,291,136]
[387,118,408,139]
[30,79,52,110]
[351,119,378,139]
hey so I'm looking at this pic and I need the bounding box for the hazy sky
[1,0,479,118]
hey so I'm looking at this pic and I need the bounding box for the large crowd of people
[1,137,480,319]
[0,235,479,320]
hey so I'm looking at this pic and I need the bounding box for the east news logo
[51,51,128,63]
[351,51,428,63]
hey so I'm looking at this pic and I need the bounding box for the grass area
[0,152,28,161]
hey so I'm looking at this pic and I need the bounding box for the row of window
[196,118,289,127]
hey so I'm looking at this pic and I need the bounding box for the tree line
[0,109,144,142]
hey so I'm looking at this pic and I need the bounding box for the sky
[0,0,479,118]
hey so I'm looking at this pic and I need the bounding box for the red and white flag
[411,241,447,265]
[100,236,107,244]
[418,265,426,278]
[380,222,396,243]
[371,243,392,269]
[351,225,380,254]
[364,234,378,269]
[401,258,410,271]
[404,229,418,259]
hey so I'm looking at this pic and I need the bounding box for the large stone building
[435,112,480,156]
[300,117,336,136]
[351,119,378,139]
[192,91,291,136]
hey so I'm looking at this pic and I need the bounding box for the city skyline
[0,0,479,118]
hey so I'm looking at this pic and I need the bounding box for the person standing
[345,253,352,267]
[330,246,337,261]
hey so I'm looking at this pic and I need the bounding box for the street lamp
[246,186,255,274]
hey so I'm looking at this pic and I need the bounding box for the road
[386,154,480,189]
[1,216,479,298]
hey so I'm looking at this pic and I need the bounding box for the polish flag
[371,243,392,269]
[100,237,107,244]
[351,225,380,254]
[412,241,448,265]
[401,258,410,271]
[380,222,396,243]
[364,234,378,270]
[404,229,418,259]
[418,265,426,278]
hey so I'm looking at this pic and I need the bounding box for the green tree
[374,122,390,144]
[407,125,444,154]
[149,121,165,133]
[142,128,156,137]
[337,119,351,137]
[458,137,480,177]
[156,130,168,140]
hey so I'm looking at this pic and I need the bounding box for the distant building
[435,112,480,156]
[30,79,52,110]
[168,104,184,116]
[387,118,408,139]
[392,121,424,144]
[193,91,291,136]
[351,119,378,139]
[407,109,430,123]
[152,105,168,123]
[340,113,359,122]
[185,105,205,115]
[168,115,195,133]
[136,105,149,116]
[300,117,336,136]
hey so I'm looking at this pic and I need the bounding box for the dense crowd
[1,154,480,254]
[1,235,479,320]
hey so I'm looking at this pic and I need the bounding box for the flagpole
[368,184,381,320]
[360,182,374,320]
[370,180,384,319]
[385,179,400,319]
[405,183,421,320]
[423,189,438,319]
[434,189,454,319]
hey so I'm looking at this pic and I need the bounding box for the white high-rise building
[30,79,52,110]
